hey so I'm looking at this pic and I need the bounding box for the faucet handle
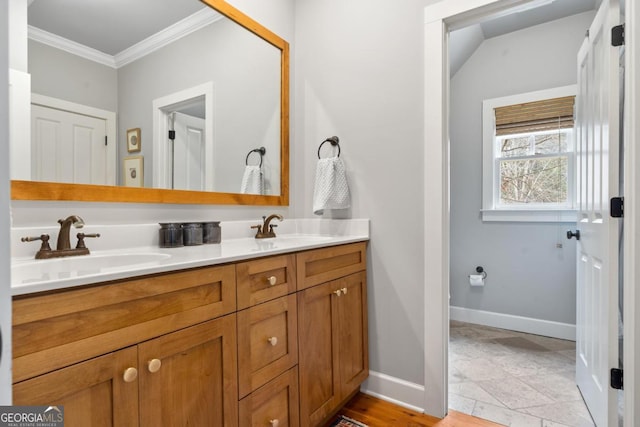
[76,232,100,249]
[21,234,52,252]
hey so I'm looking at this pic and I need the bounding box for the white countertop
[11,219,369,296]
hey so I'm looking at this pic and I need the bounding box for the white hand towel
[240,165,263,194]
[313,157,351,215]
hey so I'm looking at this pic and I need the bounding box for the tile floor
[448,320,595,427]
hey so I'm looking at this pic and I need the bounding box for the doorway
[152,82,214,190]
[423,0,633,425]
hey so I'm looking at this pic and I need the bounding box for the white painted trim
[114,8,222,68]
[360,371,425,414]
[152,82,215,190]
[28,26,115,68]
[450,306,576,341]
[624,2,640,426]
[423,14,449,419]
[27,8,222,69]
[31,93,117,186]
[481,209,577,222]
[9,68,31,181]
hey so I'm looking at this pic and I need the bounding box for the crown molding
[28,26,117,68]
[28,7,223,70]
[114,8,222,68]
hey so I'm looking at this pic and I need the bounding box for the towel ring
[318,136,341,159]
[246,147,266,167]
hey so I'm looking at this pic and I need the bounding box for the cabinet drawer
[237,294,298,398]
[296,242,366,290]
[239,367,299,427]
[13,264,236,383]
[237,254,296,309]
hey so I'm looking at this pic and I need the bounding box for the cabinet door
[298,281,341,427]
[13,346,139,427]
[138,315,238,427]
[336,271,369,396]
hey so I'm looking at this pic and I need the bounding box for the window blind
[494,95,575,136]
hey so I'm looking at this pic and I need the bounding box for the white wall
[449,11,595,326]
[1,0,12,405]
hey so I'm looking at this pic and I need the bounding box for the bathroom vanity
[11,222,368,427]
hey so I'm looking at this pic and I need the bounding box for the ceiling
[28,0,207,56]
[450,0,600,76]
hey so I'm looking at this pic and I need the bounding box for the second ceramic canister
[182,223,203,246]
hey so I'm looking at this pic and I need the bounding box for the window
[482,86,577,222]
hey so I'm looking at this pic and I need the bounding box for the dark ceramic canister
[158,223,183,248]
[182,222,203,246]
[202,221,221,244]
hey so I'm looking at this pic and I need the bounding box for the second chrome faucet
[252,214,283,239]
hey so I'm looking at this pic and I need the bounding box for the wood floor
[329,392,503,427]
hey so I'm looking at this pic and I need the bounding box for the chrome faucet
[21,215,100,259]
[251,214,284,239]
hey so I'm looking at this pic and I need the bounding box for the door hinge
[611,197,624,218]
[611,368,623,390]
[104,136,108,146]
[612,24,625,46]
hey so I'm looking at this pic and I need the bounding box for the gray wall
[449,11,595,325]
[294,0,441,385]
[29,40,118,112]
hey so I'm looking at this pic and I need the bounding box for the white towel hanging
[240,165,263,195]
[313,156,351,215]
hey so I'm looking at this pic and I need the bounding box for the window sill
[481,209,577,223]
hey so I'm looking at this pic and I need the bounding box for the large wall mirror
[11,0,289,205]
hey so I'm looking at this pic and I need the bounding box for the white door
[574,0,621,425]
[172,112,206,191]
[31,105,109,185]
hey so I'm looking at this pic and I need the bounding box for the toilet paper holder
[469,266,487,279]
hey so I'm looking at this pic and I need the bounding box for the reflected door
[31,105,108,185]
[575,0,621,425]
[172,112,206,191]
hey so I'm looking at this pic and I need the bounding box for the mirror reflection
[23,0,282,196]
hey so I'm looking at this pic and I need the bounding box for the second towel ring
[318,136,341,159]
[246,147,266,167]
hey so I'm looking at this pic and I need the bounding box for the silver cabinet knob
[267,276,277,286]
[267,336,278,346]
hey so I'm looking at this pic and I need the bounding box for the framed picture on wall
[126,128,141,153]
[123,156,144,187]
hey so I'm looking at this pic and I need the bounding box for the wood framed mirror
[11,0,289,205]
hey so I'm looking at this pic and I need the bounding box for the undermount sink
[12,253,172,284]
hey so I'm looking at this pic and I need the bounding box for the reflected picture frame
[123,156,144,187]
[127,128,141,153]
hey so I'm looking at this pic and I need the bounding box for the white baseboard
[450,306,576,341]
[360,371,425,413]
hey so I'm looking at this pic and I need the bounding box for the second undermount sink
[12,252,172,284]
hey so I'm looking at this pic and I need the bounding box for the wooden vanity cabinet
[12,264,238,427]
[297,243,368,427]
[12,241,368,427]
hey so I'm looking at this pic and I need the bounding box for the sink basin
[12,253,172,284]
